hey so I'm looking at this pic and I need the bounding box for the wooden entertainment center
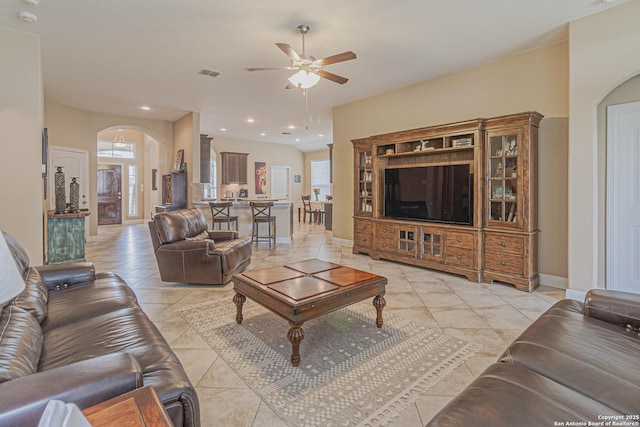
[353,111,542,292]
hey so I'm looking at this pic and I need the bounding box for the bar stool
[209,202,238,230]
[250,201,276,247]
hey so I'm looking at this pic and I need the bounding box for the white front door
[49,146,90,238]
[271,166,290,201]
[607,102,640,293]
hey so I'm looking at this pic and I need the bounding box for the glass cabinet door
[356,149,373,215]
[488,130,522,227]
[397,226,418,257]
[421,230,443,261]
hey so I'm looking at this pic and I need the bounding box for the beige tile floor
[85,221,564,427]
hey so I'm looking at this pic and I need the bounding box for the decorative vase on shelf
[69,177,80,213]
[54,166,66,214]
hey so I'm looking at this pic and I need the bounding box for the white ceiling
[1,0,625,152]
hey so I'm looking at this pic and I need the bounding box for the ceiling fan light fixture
[113,129,127,148]
[288,70,320,89]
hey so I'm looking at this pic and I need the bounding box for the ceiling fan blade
[285,82,296,90]
[315,51,356,66]
[244,67,292,72]
[276,43,301,62]
[315,69,349,84]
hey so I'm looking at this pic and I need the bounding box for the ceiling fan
[245,24,356,89]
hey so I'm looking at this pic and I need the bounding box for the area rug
[179,297,480,426]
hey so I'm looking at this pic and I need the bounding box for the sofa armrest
[207,230,237,241]
[0,352,142,427]
[35,263,97,291]
[584,289,640,331]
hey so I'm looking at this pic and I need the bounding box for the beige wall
[0,28,44,263]
[173,112,198,204]
[209,137,304,202]
[333,42,569,285]
[568,0,640,293]
[44,100,175,235]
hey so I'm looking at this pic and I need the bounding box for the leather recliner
[149,208,252,284]
[427,289,640,426]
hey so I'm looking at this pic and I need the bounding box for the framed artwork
[152,168,158,190]
[255,162,267,195]
[175,149,185,171]
[162,174,172,204]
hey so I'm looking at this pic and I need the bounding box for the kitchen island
[194,200,293,243]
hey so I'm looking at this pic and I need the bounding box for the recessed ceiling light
[17,11,37,23]
[140,106,151,111]
[220,128,227,132]
[295,138,300,142]
[318,134,324,137]
[288,125,295,130]
[247,118,255,123]
[260,132,266,136]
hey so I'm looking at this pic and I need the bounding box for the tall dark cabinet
[156,172,187,213]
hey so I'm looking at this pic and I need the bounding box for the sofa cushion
[499,301,640,415]
[39,306,193,406]
[0,306,42,383]
[42,272,138,332]
[12,267,48,323]
[426,363,621,427]
[153,209,208,244]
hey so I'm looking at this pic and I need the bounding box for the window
[128,165,137,216]
[98,140,135,159]
[203,149,217,200]
[311,160,330,200]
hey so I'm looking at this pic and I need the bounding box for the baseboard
[565,289,588,302]
[330,237,353,247]
[538,274,567,290]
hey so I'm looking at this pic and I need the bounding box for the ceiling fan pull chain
[305,89,310,130]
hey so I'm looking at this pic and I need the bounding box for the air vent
[281,132,292,135]
[197,68,221,77]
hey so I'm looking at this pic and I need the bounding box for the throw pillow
[12,267,48,324]
[0,305,43,383]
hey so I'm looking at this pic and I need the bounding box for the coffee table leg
[373,294,386,328]
[233,292,246,324]
[287,323,305,367]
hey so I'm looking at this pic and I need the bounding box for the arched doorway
[598,74,640,293]
[96,127,160,224]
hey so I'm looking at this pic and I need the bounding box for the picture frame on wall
[255,162,267,195]
[175,149,185,172]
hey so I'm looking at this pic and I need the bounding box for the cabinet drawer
[354,219,372,234]
[447,231,474,249]
[374,223,394,236]
[484,252,524,276]
[445,247,474,268]
[375,237,394,253]
[484,234,524,255]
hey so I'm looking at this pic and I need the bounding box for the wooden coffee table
[232,259,387,367]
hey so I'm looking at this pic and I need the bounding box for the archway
[597,73,640,292]
[96,127,161,224]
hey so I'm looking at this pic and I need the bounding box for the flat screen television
[384,164,472,225]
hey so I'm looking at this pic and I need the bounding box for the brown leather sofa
[149,208,252,284]
[427,289,640,426]
[0,232,199,427]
